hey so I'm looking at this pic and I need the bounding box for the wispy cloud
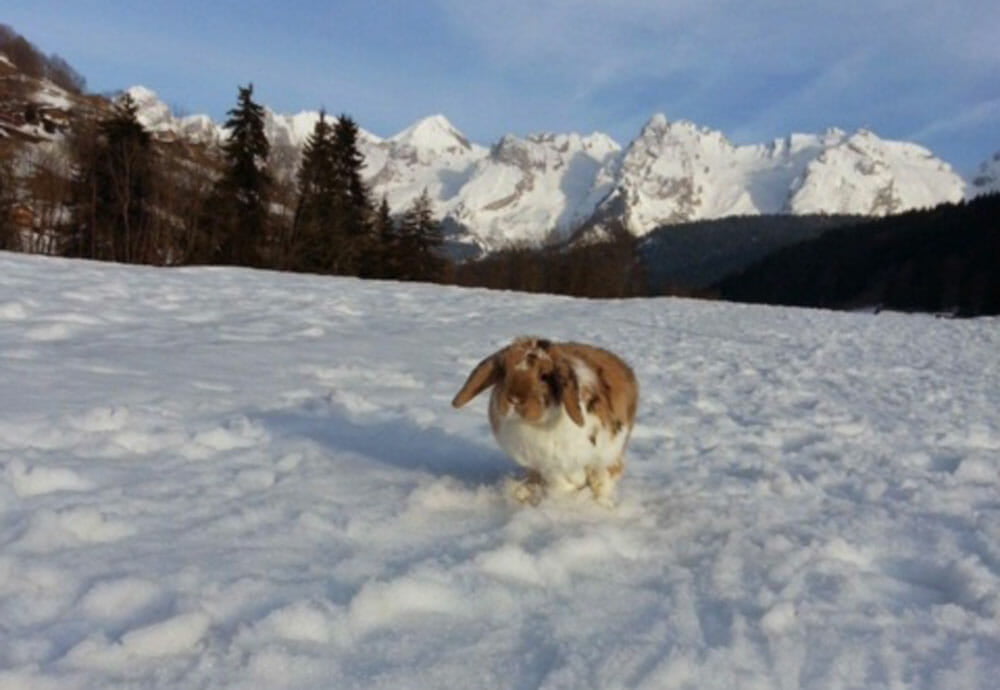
[908,98,1000,141]
[8,0,999,169]
[432,0,1000,156]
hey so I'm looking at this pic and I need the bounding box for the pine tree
[397,189,445,282]
[211,83,271,266]
[291,110,339,272]
[66,93,155,262]
[101,93,154,262]
[330,114,373,275]
[371,195,396,278]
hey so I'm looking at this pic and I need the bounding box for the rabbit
[452,336,638,505]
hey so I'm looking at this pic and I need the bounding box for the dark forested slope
[638,214,862,293]
[716,193,1000,316]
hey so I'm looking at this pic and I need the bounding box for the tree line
[0,24,85,94]
[452,223,648,298]
[3,84,447,283]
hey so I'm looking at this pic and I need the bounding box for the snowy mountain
[123,88,969,250]
[127,86,221,146]
[787,129,966,216]
[2,251,999,689]
[4,67,974,252]
[446,131,620,247]
[126,86,384,153]
[970,150,1000,196]
[367,114,485,223]
[597,117,965,235]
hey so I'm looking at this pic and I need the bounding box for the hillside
[0,25,91,144]
[716,193,1000,316]
[0,28,224,261]
[637,214,863,293]
[1,251,999,689]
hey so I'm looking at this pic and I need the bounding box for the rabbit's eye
[542,372,560,394]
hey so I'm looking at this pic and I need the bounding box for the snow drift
[1,252,999,689]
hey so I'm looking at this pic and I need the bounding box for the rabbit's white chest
[491,396,625,486]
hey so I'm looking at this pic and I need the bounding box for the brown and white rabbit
[452,336,638,505]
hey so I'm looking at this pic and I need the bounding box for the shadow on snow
[253,397,512,487]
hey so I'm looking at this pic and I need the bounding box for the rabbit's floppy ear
[555,356,584,426]
[452,349,505,408]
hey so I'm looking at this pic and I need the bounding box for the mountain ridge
[122,86,973,253]
[0,50,988,256]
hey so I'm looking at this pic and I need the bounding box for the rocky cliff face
[444,131,620,248]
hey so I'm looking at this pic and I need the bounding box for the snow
[449,132,621,247]
[604,116,966,235]
[126,86,222,146]
[33,83,75,112]
[125,88,968,250]
[1,251,998,689]
[389,114,473,153]
[368,115,486,221]
[789,131,966,215]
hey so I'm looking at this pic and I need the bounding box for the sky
[6,0,999,173]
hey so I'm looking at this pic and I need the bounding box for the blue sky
[7,0,999,173]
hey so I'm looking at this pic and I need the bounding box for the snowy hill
[125,88,968,251]
[2,252,999,689]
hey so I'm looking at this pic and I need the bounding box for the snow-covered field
[1,252,998,690]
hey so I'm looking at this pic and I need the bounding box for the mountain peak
[642,113,670,132]
[390,114,473,152]
[99,90,971,249]
[125,85,159,103]
[637,114,719,142]
[125,85,174,130]
[821,126,847,144]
